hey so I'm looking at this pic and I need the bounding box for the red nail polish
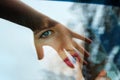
[85,38,92,44]
[72,53,81,62]
[64,57,74,68]
[84,51,90,57]
[83,60,88,65]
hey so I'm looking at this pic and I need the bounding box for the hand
[75,59,85,80]
[95,70,111,80]
[34,23,92,68]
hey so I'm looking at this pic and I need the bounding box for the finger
[58,50,74,68]
[66,47,87,65]
[75,59,81,72]
[75,58,80,67]
[72,41,90,57]
[71,52,87,65]
[98,70,107,77]
[45,43,74,68]
[35,46,44,60]
[95,77,111,80]
[95,70,109,80]
[75,59,85,80]
[71,31,92,43]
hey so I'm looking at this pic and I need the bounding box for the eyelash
[39,30,53,38]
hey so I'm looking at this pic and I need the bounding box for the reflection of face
[34,23,91,68]
[34,24,72,59]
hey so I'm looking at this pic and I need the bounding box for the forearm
[0,0,57,32]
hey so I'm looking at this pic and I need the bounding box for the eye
[40,30,53,38]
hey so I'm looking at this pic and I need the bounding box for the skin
[0,0,92,68]
[75,60,111,80]
[34,23,92,68]
[0,0,111,79]
[95,70,111,80]
[75,59,84,80]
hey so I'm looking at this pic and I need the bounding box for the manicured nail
[72,53,81,62]
[85,38,92,44]
[64,57,74,68]
[83,60,88,65]
[72,53,88,65]
[84,50,90,57]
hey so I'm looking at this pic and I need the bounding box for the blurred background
[0,0,120,80]
[69,3,120,80]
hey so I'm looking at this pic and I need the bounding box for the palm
[34,23,92,68]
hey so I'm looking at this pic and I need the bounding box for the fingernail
[85,38,92,44]
[72,53,82,62]
[72,53,88,65]
[83,60,88,65]
[64,57,74,68]
[84,51,90,57]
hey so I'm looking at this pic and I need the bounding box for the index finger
[71,31,92,43]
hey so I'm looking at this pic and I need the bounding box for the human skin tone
[75,61,111,80]
[34,23,92,68]
[95,70,111,80]
[0,1,111,79]
[0,0,92,68]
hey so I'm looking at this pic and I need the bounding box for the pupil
[44,31,49,36]
[40,30,52,38]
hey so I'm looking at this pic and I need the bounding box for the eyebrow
[34,19,58,34]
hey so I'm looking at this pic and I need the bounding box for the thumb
[75,59,84,80]
[95,70,111,80]
[98,70,106,77]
